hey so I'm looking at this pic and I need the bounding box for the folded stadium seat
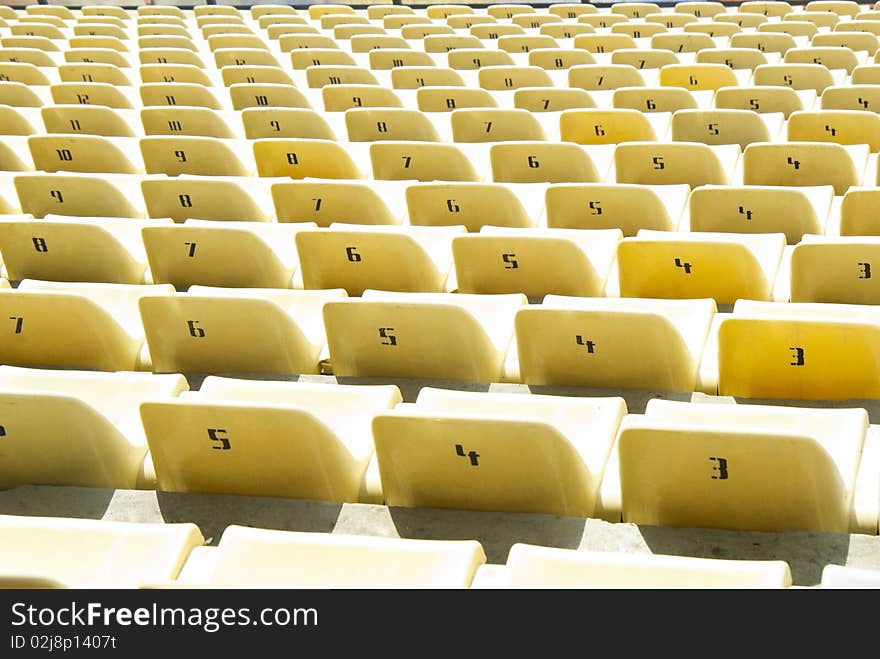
[821,565,880,588]
[807,0,861,16]
[140,83,226,111]
[671,109,783,149]
[611,3,662,19]
[139,48,207,69]
[646,12,700,29]
[321,84,404,112]
[0,515,203,588]
[323,290,526,382]
[0,215,171,284]
[240,108,335,140]
[568,65,648,93]
[2,35,62,54]
[841,188,880,236]
[138,25,191,40]
[614,399,876,534]
[82,6,130,20]
[853,65,880,85]
[401,25,456,40]
[0,366,186,490]
[499,544,791,588]
[372,388,626,517]
[227,83,311,111]
[176,526,484,589]
[511,13,564,31]
[70,36,129,55]
[610,48,679,71]
[253,139,369,179]
[653,33,722,57]
[688,185,833,244]
[0,279,171,371]
[141,176,279,223]
[15,172,147,219]
[41,105,140,138]
[140,137,255,177]
[613,86,709,113]
[452,227,621,297]
[0,47,59,70]
[468,24,525,40]
[139,36,198,55]
[788,110,880,152]
[743,141,868,195]
[612,22,668,40]
[528,48,596,71]
[0,107,41,136]
[658,64,744,94]
[58,63,134,87]
[296,224,462,295]
[203,26,255,40]
[754,63,844,94]
[714,85,811,119]
[545,183,690,234]
[717,300,880,400]
[784,47,862,75]
[573,34,639,56]
[416,86,497,112]
[28,134,143,174]
[579,14,630,29]
[304,65,381,90]
[345,108,444,142]
[429,4,475,20]
[370,141,488,181]
[390,67,467,91]
[406,182,542,231]
[729,32,798,57]
[614,142,741,187]
[821,85,880,111]
[684,22,744,39]
[138,6,186,20]
[272,179,406,226]
[514,296,716,391]
[617,230,786,304]
[491,141,609,184]
[790,236,880,304]
[512,87,597,113]
[446,49,514,72]
[288,48,356,70]
[142,220,313,290]
[696,48,772,71]
[560,108,666,144]
[450,108,551,142]
[496,35,560,55]
[812,31,880,53]
[206,35,270,54]
[141,377,401,503]
[367,49,440,71]
[476,65,555,91]
[220,66,295,87]
[140,286,345,375]
[0,71,53,101]
[214,48,281,70]
[0,136,35,171]
[140,107,242,139]
[349,35,411,55]
[760,20,820,40]
[50,82,136,110]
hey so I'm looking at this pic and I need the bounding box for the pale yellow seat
[618,230,786,304]
[197,526,485,588]
[579,15,630,29]
[345,108,442,143]
[491,142,606,184]
[477,65,555,91]
[610,48,680,71]
[574,35,640,56]
[451,108,547,142]
[140,83,224,111]
[0,366,187,490]
[372,388,626,517]
[0,107,41,136]
[718,300,880,400]
[743,141,867,195]
[729,32,797,56]
[841,188,880,236]
[821,565,880,588]
[785,11,841,29]
[41,105,140,138]
[254,139,367,179]
[228,83,311,111]
[272,179,405,226]
[612,22,669,40]
[15,173,147,219]
[550,3,599,19]
[647,12,701,28]
[139,48,206,69]
[685,22,743,38]
[688,185,834,243]
[807,0,861,17]
[220,66,295,87]
[513,87,597,112]
[787,110,880,152]
[142,176,278,223]
[305,65,379,89]
[417,87,498,112]
[612,3,663,20]
[242,108,336,140]
[0,215,168,284]
[812,32,880,54]
[545,183,690,235]
[140,137,254,177]
[560,109,660,145]
[614,142,739,187]
[739,1,795,17]
[503,544,792,588]
[613,86,702,113]
[140,107,240,140]
[28,135,144,174]
[392,67,466,91]
[0,515,204,588]
[323,290,526,382]
[452,227,621,297]
[753,63,839,93]
[296,224,463,295]
[671,109,779,149]
[140,377,401,503]
[0,280,171,371]
[289,48,355,70]
[140,64,214,87]
[759,21,820,39]
[569,64,647,91]
[323,84,404,112]
[49,83,136,112]
[790,236,880,304]
[715,85,808,118]
[821,85,880,112]
[853,65,880,85]
[784,47,860,74]
[139,287,346,375]
[696,48,770,71]
[515,296,716,391]
[370,142,484,182]
[529,48,596,71]
[142,220,312,290]
[0,81,47,108]
[406,182,540,231]
[447,49,514,71]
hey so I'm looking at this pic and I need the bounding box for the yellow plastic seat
[296,224,463,295]
[272,180,404,226]
[447,49,514,71]
[491,142,605,184]
[513,87,597,112]
[806,0,861,17]
[515,296,716,391]
[370,142,483,182]
[612,22,669,39]
[417,87,497,113]
[253,139,366,179]
[241,108,334,140]
[452,227,621,297]
[613,86,700,113]
[220,66,294,86]
[618,398,870,533]
[323,290,526,382]
[569,64,647,91]
[759,21,820,39]
[718,300,880,400]
[787,110,880,152]
[560,109,659,145]
[29,134,142,174]
[754,63,838,93]
[477,66,554,91]
[659,63,740,91]
[140,287,346,376]
[617,230,786,304]
[406,182,539,231]
[41,105,138,138]
[373,388,626,517]
[813,32,880,54]
[323,84,404,112]
[784,46,860,74]
[390,67,466,91]
[714,85,807,118]
[141,107,239,139]
[58,63,133,86]
[573,34,638,55]
[0,515,204,588]
[671,109,778,148]
[14,172,146,219]
[0,280,171,371]
[140,137,254,177]
[614,142,739,187]
[742,141,867,195]
[142,220,312,290]
[140,377,401,502]
[696,47,769,71]
[841,188,880,236]
[451,108,547,142]
[790,236,880,304]
[51,82,135,110]
[730,31,797,55]
[612,3,663,20]
[228,83,310,111]
[345,108,442,143]
[611,48,679,71]
[289,48,355,70]
[201,526,485,588]
[0,367,187,490]
[821,84,880,112]
[503,544,791,588]
[529,48,596,70]
[0,107,40,136]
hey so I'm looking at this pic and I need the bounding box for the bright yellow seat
[790,236,880,304]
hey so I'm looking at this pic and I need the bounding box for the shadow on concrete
[0,485,115,520]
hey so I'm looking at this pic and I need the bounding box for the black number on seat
[9,317,22,334]
[208,428,230,450]
[710,456,728,480]
[187,320,205,338]
[789,346,805,366]
[379,327,396,346]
